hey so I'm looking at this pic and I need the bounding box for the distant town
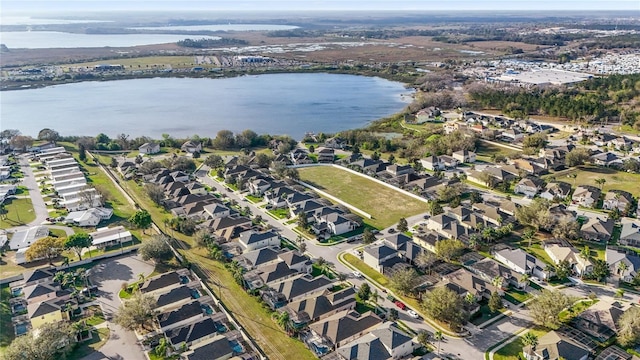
[2,7,640,360]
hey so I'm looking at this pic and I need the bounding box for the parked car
[407,310,419,319]
[394,301,406,310]
[386,294,396,302]
[352,271,363,279]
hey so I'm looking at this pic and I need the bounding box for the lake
[129,24,299,32]
[1,73,411,140]
[0,31,221,49]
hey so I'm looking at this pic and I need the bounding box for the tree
[356,283,371,302]
[522,332,539,357]
[209,244,224,261]
[144,183,165,205]
[522,229,536,247]
[25,236,64,264]
[428,200,444,216]
[4,322,76,360]
[617,306,640,347]
[422,286,467,331]
[565,148,591,167]
[615,288,625,299]
[580,246,591,260]
[417,331,430,348]
[204,154,224,169]
[362,228,376,245]
[553,215,580,240]
[390,268,419,295]
[297,214,309,230]
[488,291,503,313]
[591,259,611,283]
[10,135,34,152]
[433,330,444,355]
[64,232,92,261]
[388,308,399,321]
[415,250,436,273]
[435,238,465,262]
[78,143,87,162]
[308,145,315,153]
[194,229,214,248]
[469,191,483,204]
[272,310,293,334]
[298,242,307,253]
[114,290,157,331]
[110,157,118,168]
[139,236,173,262]
[595,178,606,190]
[515,198,554,231]
[129,210,152,233]
[529,290,574,329]
[397,218,408,233]
[37,128,60,143]
[212,130,236,149]
[437,183,464,203]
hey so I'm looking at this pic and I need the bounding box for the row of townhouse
[134,269,257,359]
[36,148,102,211]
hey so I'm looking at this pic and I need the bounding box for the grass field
[64,56,206,69]
[343,253,389,287]
[493,328,548,360]
[0,198,36,229]
[0,286,14,355]
[475,142,520,163]
[545,166,640,197]
[298,166,426,229]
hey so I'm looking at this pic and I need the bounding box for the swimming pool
[15,323,28,335]
[229,340,243,353]
[12,303,26,313]
[201,304,213,315]
[191,289,201,299]
[11,288,22,297]
[214,321,227,333]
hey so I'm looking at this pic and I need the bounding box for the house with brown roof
[540,181,572,201]
[580,218,615,242]
[514,177,545,198]
[572,185,601,208]
[545,243,592,275]
[573,300,631,341]
[442,268,501,301]
[285,287,356,329]
[603,190,635,213]
[522,330,590,360]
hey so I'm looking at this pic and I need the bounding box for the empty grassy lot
[298,166,426,229]
[0,198,35,229]
[545,166,640,197]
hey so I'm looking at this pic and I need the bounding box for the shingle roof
[309,310,382,346]
[185,335,234,360]
[156,286,193,308]
[166,318,216,346]
[140,271,181,294]
[157,301,203,329]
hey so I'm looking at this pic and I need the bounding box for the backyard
[545,165,640,197]
[493,328,548,360]
[298,166,427,229]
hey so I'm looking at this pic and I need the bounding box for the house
[580,218,615,242]
[181,141,202,154]
[324,137,346,150]
[438,155,459,169]
[182,334,234,360]
[139,142,160,155]
[316,148,335,163]
[572,185,601,208]
[28,299,71,329]
[415,107,441,122]
[574,300,631,341]
[514,177,545,198]
[363,243,400,274]
[522,330,590,360]
[603,190,635,213]
[139,269,190,295]
[202,215,252,241]
[269,275,334,303]
[605,248,639,283]
[452,150,476,163]
[155,286,197,311]
[548,204,577,222]
[502,129,524,142]
[64,207,113,227]
[156,300,207,332]
[471,203,508,226]
[384,164,414,177]
[308,309,382,349]
[512,158,544,175]
[592,152,620,167]
[619,218,640,248]
[420,156,444,171]
[285,287,356,329]
[540,182,572,201]
[594,345,640,360]
[545,243,592,275]
[494,248,549,280]
[336,322,417,360]
[203,204,231,220]
[9,226,50,250]
[351,158,385,174]
[21,268,55,287]
[290,148,313,165]
[312,212,359,237]
[442,268,501,301]
[470,257,526,289]
[165,318,218,349]
[238,230,280,252]
[264,186,296,208]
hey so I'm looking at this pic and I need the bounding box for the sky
[2,0,639,13]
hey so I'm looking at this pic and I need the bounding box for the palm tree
[370,289,382,309]
[521,273,530,288]
[72,321,89,341]
[618,262,629,277]
[615,288,625,299]
[464,293,476,305]
[522,332,539,357]
[154,337,169,357]
[272,311,292,334]
[522,229,536,248]
[492,276,504,290]
[580,246,590,260]
[209,245,224,261]
[595,178,606,190]
[433,330,443,355]
[567,173,577,186]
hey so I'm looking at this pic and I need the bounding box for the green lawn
[67,328,110,360]
[268,208,290,220]
[245,195,263,203]
[503,288,532,305]
[545,165,640,197]
[470,303,503,326]
[343,253,389,287]
[559,299,597,323]
[298,166,426,229]
[0,198,36,229]
[475,142,520,162]
[0,286,15,354]
[493,329,548,360]
[78,158,136,219]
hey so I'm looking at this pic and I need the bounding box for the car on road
[388,228,396,233]
[386,294,396,302]
[352,271,363,279]
[394,301,406,310]
[407,310,419,319]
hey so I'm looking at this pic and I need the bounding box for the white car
[352,271,363,279]
[407,310,420,319]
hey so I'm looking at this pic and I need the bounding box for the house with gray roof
[165,317,217,350]
[238,230,280,253]
[337,322,417,360]
[619,218,640,248]
[442,268,500,301]
[522,330,590,360]
[285,287,356,329]
[606,247,640,283]
[572,185,601,208]
[308,309,382,349]
[581,218,615,242]
[603,190,635,213]
[470,257,526,289]
[156,300,207,331]
[183,334,234,360]
[139,142,160,155]
[494,248,549,280]
[9,226,50,250]
[363,243,399,273]
[270,275,334,303]
[514,177,545,198]
[573,300,631,342]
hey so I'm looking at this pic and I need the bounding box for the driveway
[81,254,155,360]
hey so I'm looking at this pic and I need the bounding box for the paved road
[81,254,155,360]
[12,154,49,229]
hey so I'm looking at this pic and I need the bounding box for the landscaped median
[338,251,463,337]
